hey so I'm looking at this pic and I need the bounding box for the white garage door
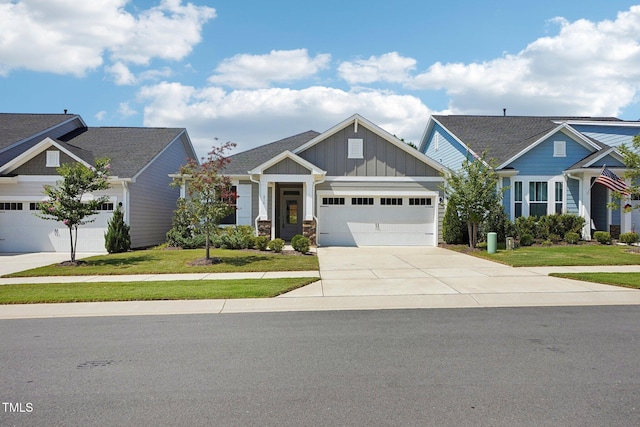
[0,202,111,253]
[318,195,436,246]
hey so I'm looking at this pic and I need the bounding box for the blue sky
[2,0,640,157]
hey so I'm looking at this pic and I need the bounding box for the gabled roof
[248,150,326,176]
[429,115,621,166]
[0,113,81,151]
[294,114,446,173]
[224,130,320,175]
[57,127,189,179]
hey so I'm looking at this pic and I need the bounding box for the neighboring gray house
[222,114,446,246]
[0,113,197,252]
[419,115,640,239]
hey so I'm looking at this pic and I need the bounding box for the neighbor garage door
[318,195,436,246]
[0,202,111,252]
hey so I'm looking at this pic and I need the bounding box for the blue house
[419,115,640,239]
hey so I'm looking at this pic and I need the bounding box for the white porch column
[582,174,593,240]
[258,178,269,220]
[303,178,314,221]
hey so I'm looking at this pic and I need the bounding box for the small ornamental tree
[104,205,131,253]
[442,196,465,244]
[37,158,111,263]
[173,142,238,261]
[442,152,504,248]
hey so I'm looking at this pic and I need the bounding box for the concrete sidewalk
[1,246,639,319]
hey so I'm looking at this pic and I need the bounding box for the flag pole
[590,164,605,190]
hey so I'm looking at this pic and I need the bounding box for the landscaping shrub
[213,226,257,249]
[547,233,561,243]
[166,198,204,249]
[291,234,304,248]
[480,204,516,243]
[104,206,131,253]
[255,236,270,251]
[268,238,285,253]
[520,234,534,247]
[619,232,639,245]
[594,231,612,245]
[442,198,465,244]
[541,239,553,247]
[292,235,310,254]
[515,216,539,240]
[564,231,580,244]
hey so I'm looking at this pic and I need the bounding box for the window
[46,150,60,167]
[220,185,237,225]
[351,197,374,205]
[553,141,566,157]
[555,182,563,214]
[29,203,41,211]
[0,202,23,210]
[381,198,403,206]
[529,182,548,217]
[322,197,345,205]
[514,182,523,218]
[97,202,115,211]
[409,198,432,206]
[348,138,363,159]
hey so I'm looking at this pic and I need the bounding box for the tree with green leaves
[612,134,640,210]
[37,158,111,263]
[442,152,504,248]
[104,205,131,253]
[173,142,237,261]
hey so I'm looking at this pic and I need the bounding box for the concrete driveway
[283,246,640,305]
[0,252,105,276]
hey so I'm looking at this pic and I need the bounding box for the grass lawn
[0,277,318,304]
[550,272,640,290]
[3,248,319,278]
[447,244,640,267]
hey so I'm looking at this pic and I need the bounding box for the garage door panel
[318,197,435,247]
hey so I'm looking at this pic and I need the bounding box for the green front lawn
[0,278,318,304]
[4,248,319,278]
[448,244,640,267]
[550,272,640,290]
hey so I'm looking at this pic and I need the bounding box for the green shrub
[564,231,580,244]
[619,232,639,245]
[541,239,553,247]
[255,236,270,251]
[292,235,310,253]
[166,198,204,248]
[520,234,534,246]
[476,241,487,249]
[291,234,304,248]
[594,231,611,245]
[547,233,561,243]
[104,207,131,253]
[442,198,465,244]
[268,238,285,253]
[213,226,257,249]
[515,216,538,239]
[480,204,515,244]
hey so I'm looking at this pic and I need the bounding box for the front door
[280,190,302,240]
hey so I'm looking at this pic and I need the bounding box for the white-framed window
[46,150,60,167]
[381,198,403,206]
[553,141,566,157]
[511,177,565,219]
[514,181,523,218]
[348,138,363,159]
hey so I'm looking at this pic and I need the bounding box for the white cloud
[95,111,107,121]
[138,82,433,156]
[106,62,174,85]
[207,49,331,89]
[338,52,417,85]
[408,6,640,116]
[0,0,215,77]
[118,102,137,118]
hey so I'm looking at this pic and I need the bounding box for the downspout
[249,174,261,235]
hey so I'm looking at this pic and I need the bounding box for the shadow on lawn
[82,255,155,267]
[218,255,271,266]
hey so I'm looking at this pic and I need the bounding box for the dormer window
[348,138,363,159]
[553,141,566,157]
[46,150,60,167]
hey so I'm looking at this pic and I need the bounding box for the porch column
[257,178,269,220]
[582,174,593,240]
[303,178,314,221]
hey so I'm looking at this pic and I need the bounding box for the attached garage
[317,192,437,246]
[0,201,113,253]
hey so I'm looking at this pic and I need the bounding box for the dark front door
[280,190,302,240]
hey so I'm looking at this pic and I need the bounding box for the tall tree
[104,205,131,254]
[38,158,111,263]
[443,152,503,248]
[174,142,237,261]
[612,134,640,209]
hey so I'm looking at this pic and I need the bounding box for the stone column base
[303,220,317,246]
[257,220,272,238]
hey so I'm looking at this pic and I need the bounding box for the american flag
[595,167,629,195]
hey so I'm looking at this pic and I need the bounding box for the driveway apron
[301,246,634,298]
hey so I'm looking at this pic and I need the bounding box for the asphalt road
[1,306,639,427]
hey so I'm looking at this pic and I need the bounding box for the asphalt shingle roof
[433,115,620,164]
[224,130,320,175]
[58,127,186,178]
[0,113,76,151]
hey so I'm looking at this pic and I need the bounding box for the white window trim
[46,150,60,167]
[348,138,363,159]
[510,176,566,219]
